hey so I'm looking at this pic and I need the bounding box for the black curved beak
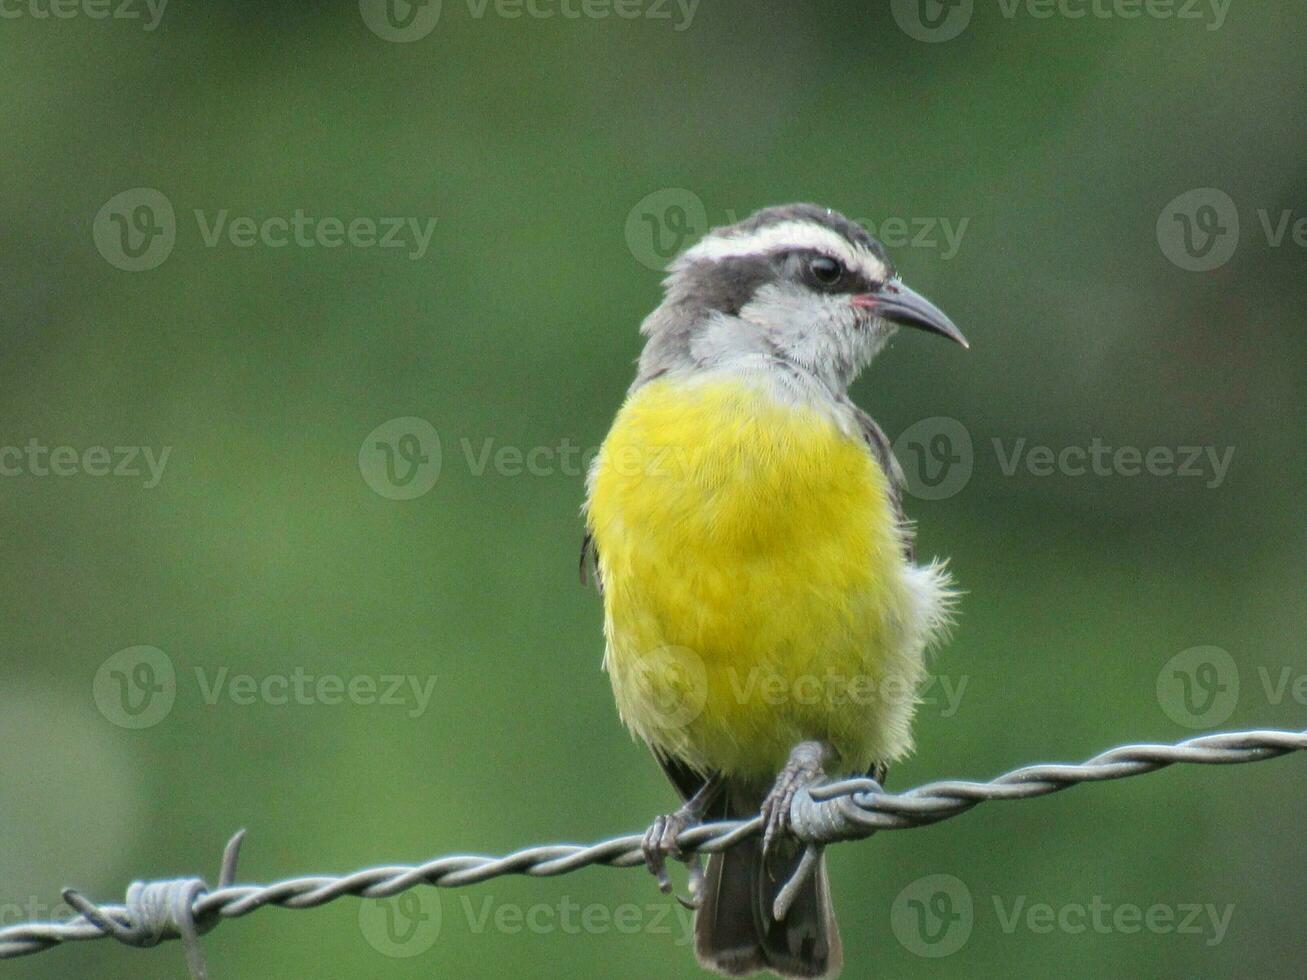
[852,280,968,349]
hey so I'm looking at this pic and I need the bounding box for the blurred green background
[3,2,1307,977]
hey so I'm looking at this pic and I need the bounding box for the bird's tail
[694,786,842,978]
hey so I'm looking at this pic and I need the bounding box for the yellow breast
[586,374,926,778]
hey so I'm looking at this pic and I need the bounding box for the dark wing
[653,746,723,809]
[579,531,602,592]
[851,406,916,564]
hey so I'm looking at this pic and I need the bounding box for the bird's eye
[809,256,843,286]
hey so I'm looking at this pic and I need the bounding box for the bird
[582,203,966,977]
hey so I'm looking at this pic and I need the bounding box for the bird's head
[639,203,966,392]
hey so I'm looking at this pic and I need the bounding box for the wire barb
[0,730,1302,972]
[37,829,246,980]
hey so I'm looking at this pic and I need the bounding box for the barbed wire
[1,727,1302,977]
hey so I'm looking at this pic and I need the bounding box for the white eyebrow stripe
[677,220,890,283]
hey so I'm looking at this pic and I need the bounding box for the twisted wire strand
[1,728,1302,976]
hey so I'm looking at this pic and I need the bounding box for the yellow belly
[586,375,926,779]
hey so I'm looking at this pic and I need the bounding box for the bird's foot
[760,740,834,861]
[642,807,695,895]
[641,774,722,906]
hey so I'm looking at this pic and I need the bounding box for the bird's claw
[678,856,705,910]
[642,808,696,898]
[760,742,828,862]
